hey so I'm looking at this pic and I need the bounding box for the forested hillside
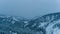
[0,12,60,34]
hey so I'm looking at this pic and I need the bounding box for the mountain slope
[25,12,60,34]
[0,15,28,34]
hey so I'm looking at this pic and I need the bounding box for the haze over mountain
[0,0,60,19]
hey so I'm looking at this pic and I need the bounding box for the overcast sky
[0,0,60,19]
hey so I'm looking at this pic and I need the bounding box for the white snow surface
[46,19,60,34]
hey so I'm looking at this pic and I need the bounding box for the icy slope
[25,12,60,34]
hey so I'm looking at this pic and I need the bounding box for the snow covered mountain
[0,12,60,34]
[0,15,28,34]
[25,12,60,34]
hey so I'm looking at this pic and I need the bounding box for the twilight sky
[0,0,60,19]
